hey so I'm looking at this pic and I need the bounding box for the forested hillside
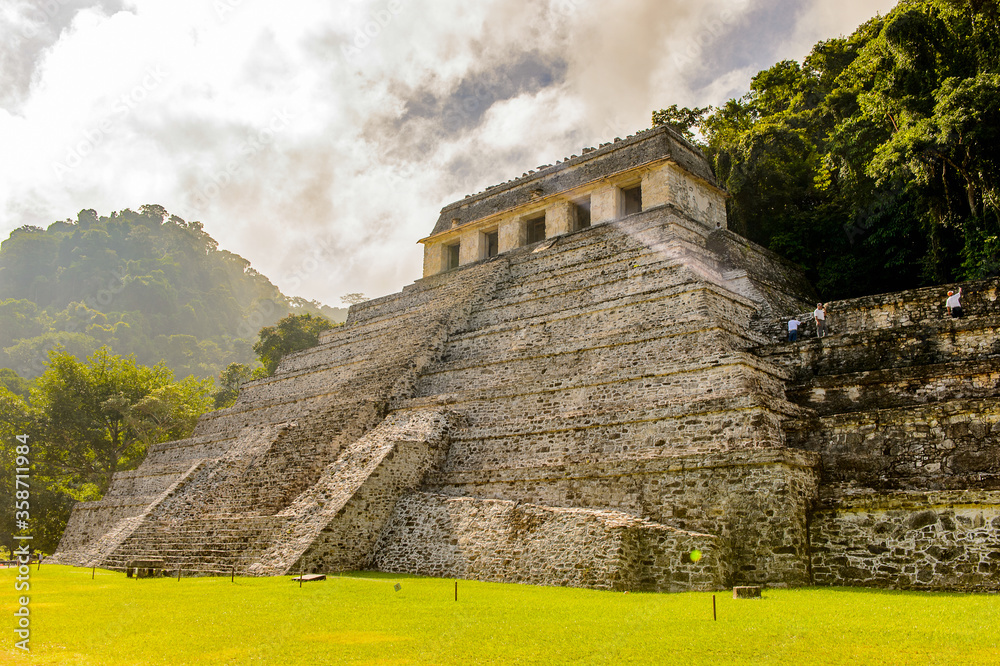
[0,205,345,379]
[655,0,1000,299]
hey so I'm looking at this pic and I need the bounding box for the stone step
[501,218,658,270]
[754,314,1000,380]
[473,232,733,313]
[278,329,422,374]
[102,519,283,571]
[784,398,1000,491]
[247,322,446,388]
[440,395,794,471]
[490,244,659,301]
[411,351,791,422]
[501,210,717,281]
[245,407,454,577]
[457,285,759,359]
[448,391,793,439]
[192,392,379,438]
[430,311,760,387]
[754,277,1000,340]
[145,434,237,465]
[310,289,482,356]
[785,358,1000,416]
[235,352,413,401]
[102,462,196,498]
[341,261,505,330]
[144,440,237,465]
[468,264,712,330]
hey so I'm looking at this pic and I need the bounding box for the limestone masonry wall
[373,492,727,591]
[425,450,818,587]
[810,490,1000,591]
[265,408,455,576]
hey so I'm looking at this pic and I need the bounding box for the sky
[0,0,898,307]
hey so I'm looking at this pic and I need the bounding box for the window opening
[447,243,460,270]
[573,197,591,229]
[485,231,499,258]
[622,185,642,216]
[526,215,546,244]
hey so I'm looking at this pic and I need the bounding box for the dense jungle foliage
[654,0,1000,299]
[0,204,344,380]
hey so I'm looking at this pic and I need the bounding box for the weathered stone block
[733,586,761,599]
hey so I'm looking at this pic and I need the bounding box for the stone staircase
[247,408,454,576]
[101,516,282,575]
[53,259,510,574]
[418,209,809,478]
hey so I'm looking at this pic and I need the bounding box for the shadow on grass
[335,570,438,581]
[770,585,996,599]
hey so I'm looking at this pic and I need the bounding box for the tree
[33,347,211,494]
[0,387,77,555]
[0,204,340,382]
[212,362,266,409]
[0,368,30,399]
[0,348,212,554]
[651,105,711,143]
[340,293,368,305]
[655,0,1000,299]
[126,376,215,448]
[253,313,335,375]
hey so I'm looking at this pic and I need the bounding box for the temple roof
[429,125,717,237]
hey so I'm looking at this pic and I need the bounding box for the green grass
[1,565,998,665]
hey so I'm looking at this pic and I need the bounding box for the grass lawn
[1,565,997,665]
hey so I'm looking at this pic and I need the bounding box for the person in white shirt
[813,303,827,338]
[788,317,801,342]
[946,288,963,318]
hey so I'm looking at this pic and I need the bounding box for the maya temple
[53,125,1000,592]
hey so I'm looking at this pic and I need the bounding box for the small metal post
[713,595,717,621]
[455,581,458,601]
[92,566,96,580]
[231,566,235,583]
[177,567,181,581]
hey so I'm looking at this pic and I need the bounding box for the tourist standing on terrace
[814,303,827,338]
[788,317,801,342]
[946,288,963,318]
